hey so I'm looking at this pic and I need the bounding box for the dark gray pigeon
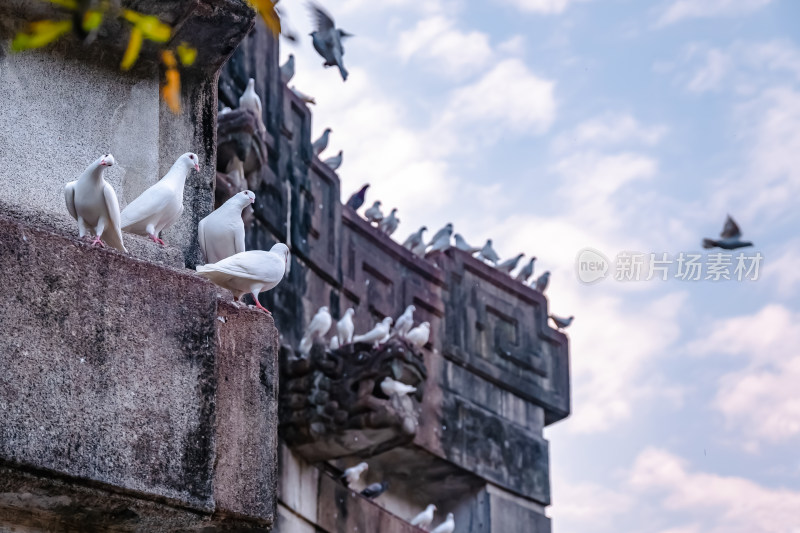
[280,54,295,84]
[476,239,500,264]
[361,481,389,499]
[702,215,753,250]
[312,128,332,156]
[454,233,480,254]
[309,3,351,81]
[346,184,370,211]
[496,253,524,275]
[323,150,343,171]
[514,257,536,283]
[549,314,574,330]
[402,226,427,250]
[533,271,550,293]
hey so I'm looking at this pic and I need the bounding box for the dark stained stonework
[280,337,428,462]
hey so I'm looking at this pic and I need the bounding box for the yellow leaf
[123,10,171,43]
[82,10,103,32]
[120,26,143,70]
[176,43,197,67]
[11,19,73,52]
[161,50,181,113]
[248,0,281,37]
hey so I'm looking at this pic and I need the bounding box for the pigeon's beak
[100,160,106,166]
[250,198,255,204]
[194,163,200,171]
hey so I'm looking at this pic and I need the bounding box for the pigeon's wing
[121,186,172,231]
[233,221,246,255]
[206,251,285,283]
[720,215,742,239]
[102,183,127,252]
[198,218,209,261]
[64,182,78,220]
[158,204,184,233]
[310,3,335,33]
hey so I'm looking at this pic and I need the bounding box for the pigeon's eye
[189,155,195,160]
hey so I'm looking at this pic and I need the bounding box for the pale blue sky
[279,1,800,531]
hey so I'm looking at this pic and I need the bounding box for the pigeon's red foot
[252,298,272,315]
[148,234,166,246]
[90,236,106,248]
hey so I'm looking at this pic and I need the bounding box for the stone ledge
[0,213,278,530]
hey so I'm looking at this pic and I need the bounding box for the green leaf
[176,42,197,66]
[11,20,73,52]
[82,10,103,32]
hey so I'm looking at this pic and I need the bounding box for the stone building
[0,2,570,532]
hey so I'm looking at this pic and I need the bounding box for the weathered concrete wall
[0,214,279,530]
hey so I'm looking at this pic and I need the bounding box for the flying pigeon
[379,208,400,236]
[533,271,550,293]
[64,153,127,252]
[393,305,415,337]
[323,150,343,171]
[364,201,384,224]
[476,239,500,264]
[380,377,417,397]
[402,226,427,250]
[280,54,295,84]
[121,153,200,245]
[300,306,332,353]
[239,78,266,136]
[290,86,316,105]
[549,314,574,330]
[346,184,370,211]
[702,215,753,250]
[410,504,437,529]
[198,190,254,264]
[309,3,352,81]
[496,253,524,275]
[195,243,289,314]
[341,462,368,487]
[329,336,340,350]
[353,317,393,345]
[428,223,453,248]
[453,233,480,254]
[430,513,455,533]
[514,257,536,283]
[360,481,389,500]
[312,128,332,156]
[406,321,430,348]
[337,307,355,345]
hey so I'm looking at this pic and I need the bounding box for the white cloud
[764,243,800,296]
[658,0,774,26]
[554,113,667,151]
[500,0,593,15]
[690,305,800,446]
[397,16,493,77]
[685,48,732,92]
[629,448,800,533]
[440,58,557,134]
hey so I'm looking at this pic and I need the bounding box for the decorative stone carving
[280,337,428,462]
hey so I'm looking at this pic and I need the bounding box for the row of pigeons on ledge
[341,461,454,532]
[64,153,289,314]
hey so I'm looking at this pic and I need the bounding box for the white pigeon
[364,201,384,224]
[393,305,415,337]
[195,243,289,314]
[476,239,500,264]
[406,322,430,348]
[280,54,295,84]
[337,308,355,345]
[379,208,399,236]
[410,504,437,529]
[549,314,574,330]
[290,86,316,105]
[312,128,332,156]
[120,152,200,245]
[329,336,340,350]
[453,233,479,254]
[428,223,453,247]
[412,240,427,257]
[380,377,417,397]
[64,153,127,252]
[341,462,368,486]
[533,271,550,293]
[198,190,254,264]
[239,78,266,136]
[514,256,536,283]
[301,306,332,352]
[323,150,343,171]
[428,225,453,253]
[219,106,232,115]
[431,513,454,533]
[353,317,393,345]
[402,226,427,250]
[496,253,524,275]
